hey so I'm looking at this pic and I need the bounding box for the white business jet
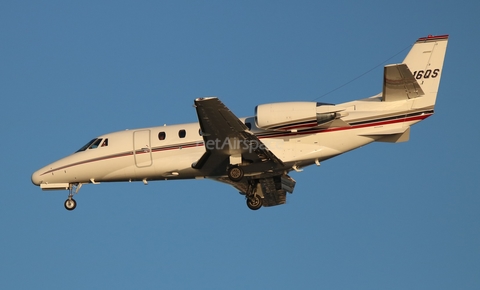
[32,35,448,211]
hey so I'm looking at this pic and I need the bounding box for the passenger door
[133,130,153,168]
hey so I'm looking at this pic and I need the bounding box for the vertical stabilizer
[402,35,448,108]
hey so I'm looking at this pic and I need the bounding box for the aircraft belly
[279,141,324,162]
[318,130,375,155]
[273,130,377,164]
[150,148,204,180]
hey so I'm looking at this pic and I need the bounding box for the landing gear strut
[64,183,82,211]
[245,180,262,210]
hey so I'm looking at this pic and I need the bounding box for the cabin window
[158,132,166,140]
[178,129,186,138]
[245,122,252,130]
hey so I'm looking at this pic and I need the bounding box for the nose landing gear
[64,198,76,210]
[64,183,82,211]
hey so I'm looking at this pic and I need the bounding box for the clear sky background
[1,1,479,289]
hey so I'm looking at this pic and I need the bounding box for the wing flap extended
[215,173,296,207]
[382,63,424,102]
[258,178,286,206]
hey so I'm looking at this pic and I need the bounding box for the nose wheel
[64,183,82,211]
[64,198,77,211]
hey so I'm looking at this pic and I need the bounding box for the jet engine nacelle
[255,102,345,131]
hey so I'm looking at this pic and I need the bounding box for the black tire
[64,198,77,211]
[246,195,262,210]
[227,166,244,182]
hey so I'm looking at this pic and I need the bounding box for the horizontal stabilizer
[382,64,424,102]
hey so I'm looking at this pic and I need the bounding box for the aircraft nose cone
[31,170,43,186]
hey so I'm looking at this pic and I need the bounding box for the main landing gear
[64,183,82,211]
[246,195,262,210]
[227,165,244,182]
[227,166,263,210]
[245,180,263,210]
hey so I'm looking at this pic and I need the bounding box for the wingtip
[195,96,218,102]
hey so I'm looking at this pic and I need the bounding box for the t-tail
[382,35,448,110]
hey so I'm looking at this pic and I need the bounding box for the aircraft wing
[193,97,285,176]
[193,97,294,207]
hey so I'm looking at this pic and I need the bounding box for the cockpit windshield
[76,138,108,152]
[76,139,97,152]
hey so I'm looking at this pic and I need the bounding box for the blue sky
[1,1,479,289]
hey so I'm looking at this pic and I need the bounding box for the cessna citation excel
[32,35,448,211]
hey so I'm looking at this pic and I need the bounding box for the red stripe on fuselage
[39,112,432,176]
[257,112,432,139]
